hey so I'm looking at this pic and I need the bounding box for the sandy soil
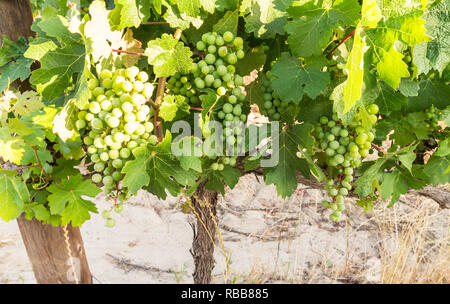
[0,174,449,284]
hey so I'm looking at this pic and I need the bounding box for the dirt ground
[0,174,448,284]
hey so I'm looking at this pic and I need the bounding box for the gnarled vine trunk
[190,182,218,284]
[1,0,92,284]
[17,215,92,284]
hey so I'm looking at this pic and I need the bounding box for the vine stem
[371,142,385,153]
[190,106,203,111]
[153,28,183,140]
[111,49,146,56]
[142,21,169,25]
[326,29,355,58]
[5,164,40,171]
[32,146,51,180]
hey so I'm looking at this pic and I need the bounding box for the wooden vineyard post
[190,182,219,284]
[17,215,92,284]
[0,0,92,284]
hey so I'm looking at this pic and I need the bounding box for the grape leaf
[235,45,267,76]
[0,36,33,92]
[109,0,151,29]
[285,0,361,57]
[0,127,26,165]
[212,9,239,36]
[27,16,87,101]
[354,158,387,198]
[420,0,450,75]
[47,174,100,227]
[159,94,190,121]
[380,170,409,204]
[241,0,293,38]
[423,156,450,185]
[205,165,241,194]
[12,91,45,116]
[0,172,29,222]
[406,78,450,112]
[374,81,408,114]
[145,34,193,78]
[271,53,330,103]
[263,125,311,198]
[84,0,124,62]
[122,131,194,199]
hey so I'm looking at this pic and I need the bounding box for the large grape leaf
[26,15,87,102]
[0,127,26,165]
[416,0,450,75]
[240,0,293,38]
[285,0,361,57]
[0,171,29,222]
[0,36,33,92]
[159,94,190,121]
[84,0,124,62]
[374,81,408,114]
[343,4,430,112]
[271,53,330,103]
[205,165,241,194]
[47,174,100,227]
[406,78,450,112]
[108,0,151,29]
[122,131,195,199]
[145,34,193,78]
[263,125,311,198]
[212,9,239,36]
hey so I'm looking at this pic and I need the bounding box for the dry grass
[374,198,449,284]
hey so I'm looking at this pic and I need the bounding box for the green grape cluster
[313,104,379,221]
[425,105,445,130]
[193,31,245,92]
[101,203,123,228]
[166,72,200,105]
[77,66,157,200]
[258,72,293,121]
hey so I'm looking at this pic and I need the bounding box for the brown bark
[190,182,218,284]
[17,214,92,284]
[0,0,34,43]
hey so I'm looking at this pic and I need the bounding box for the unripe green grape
[92,87,105,97]
[206,34,216,45]
[211,163,219,170]
[131,93,146,106]
[355,133,368,145]
[217,87,227,96]
[148,135,158,145]
[236,49,245,59]
[233,105,242,116]
[218,111,226,119]
[89,102,101,114]
[103,78,113,89]
[367,103,379,115]
[76,119,86,129]
[195,78,205,89]
[134,124,146,136]
[88,78,99,90]
[137,71,149,82]
[114,203,124,213]
[105,217,116,228]
[233,37,244,48]
[99,152,109,162]
[143,83,154,99]
[119,148,131,159]
[93,173,102,184]
[100,99,112,111]
[121,102,133,113]
[327,121,336,128]
[91,118,103,130]
[225,113,234,121]
[205,53,216,64]
[197,41,206,51]
[126,66,139,79]
[87,145,97,155]
[217,65,228,76]
[112,159,123,169]
[344,167,353,176]
[335,195,345,205]
[223,31,234,42]
[109,149,119,160]
[133,81,144,92]
[329,188,338,197]
[223,103,233,114]
[339,188,348,196]
[369,114,378,125]
[127,141,138,149]
[325,148,335,156]
[227,53,237,64]
[94,162,105,172]
[106,116,119,128]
